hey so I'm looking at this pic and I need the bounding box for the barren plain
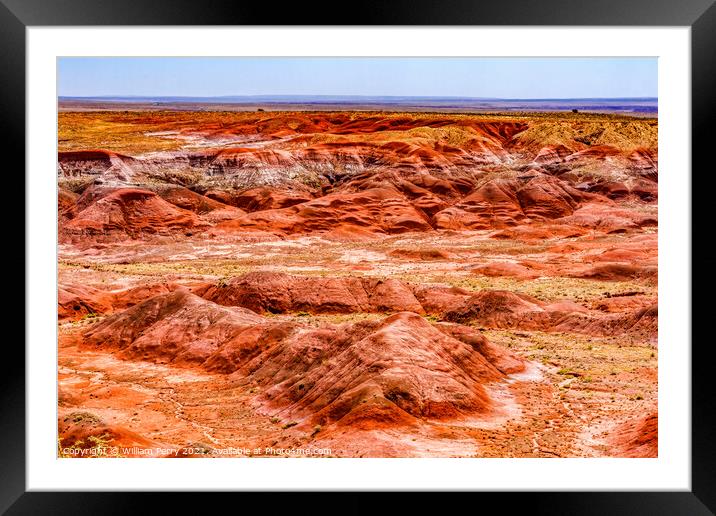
[57,110,657,458]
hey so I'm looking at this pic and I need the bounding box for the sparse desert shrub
[67,411,103,425]
[59,176,96,194]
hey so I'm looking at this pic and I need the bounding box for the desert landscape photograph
[57,57,658,458]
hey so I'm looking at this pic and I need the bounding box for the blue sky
[58,57,657,99]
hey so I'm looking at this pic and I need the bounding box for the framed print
[5,0,716,513]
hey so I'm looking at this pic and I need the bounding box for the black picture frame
[4,0,715,513]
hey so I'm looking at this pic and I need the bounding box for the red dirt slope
[609,412,658,457]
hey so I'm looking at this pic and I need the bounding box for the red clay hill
[80,289,525,427]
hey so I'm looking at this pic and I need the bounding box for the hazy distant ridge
[58,95,657,114]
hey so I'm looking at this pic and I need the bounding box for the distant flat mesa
[58,95,658,115]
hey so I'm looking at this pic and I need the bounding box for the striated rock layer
[58,113,657,240]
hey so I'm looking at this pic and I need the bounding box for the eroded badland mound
[79,289,523,427]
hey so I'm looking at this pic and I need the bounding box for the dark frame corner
[5,0,715,513]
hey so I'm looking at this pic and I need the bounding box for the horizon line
[59,94,658,101]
